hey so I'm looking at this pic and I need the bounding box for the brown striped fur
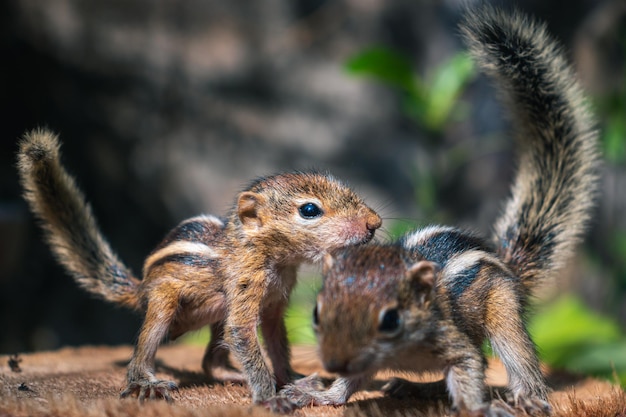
[280,6,599,417]
[17,130,381,411]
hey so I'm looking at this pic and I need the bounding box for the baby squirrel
[280,6,599,416]
[16,130,382,411]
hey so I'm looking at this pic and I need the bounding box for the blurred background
[1,0,625,383]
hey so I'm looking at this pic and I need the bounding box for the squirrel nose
[324,358,349,374]
[366,213,382,231]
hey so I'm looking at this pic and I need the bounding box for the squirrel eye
[378,308,401,335]
[312,302,320,328]
[299,202,323,219]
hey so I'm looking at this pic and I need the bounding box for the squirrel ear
[322,253,334,275]
[237,191,265,229]
[405,260,437,304]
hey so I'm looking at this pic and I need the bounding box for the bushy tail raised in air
[17,128,141,310]
[461,6,600,293]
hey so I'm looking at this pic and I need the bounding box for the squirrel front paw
[120,379,178,403]
[278,385,326,408]
[278,377,341,408]
[259,395,298,414]
[511,395,552,416]
[465,397,551,417]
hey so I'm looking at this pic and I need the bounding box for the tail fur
[17,128,141,310]
[461,7,600,292]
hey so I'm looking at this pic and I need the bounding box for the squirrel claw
[473,397,550,417]
[260,395,297,414]
[512,396,552,416]
[120,380,178,403]
[278,381,338,408]
[458,401,515,417]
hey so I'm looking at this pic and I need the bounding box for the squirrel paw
[456,401,515,417]
[259,395,298,414]
[484,401,515,417]
[453,395,550,417]
[120,380,178,403]
[278,379,341,408]
[466,397,550,417]
[512,396,552,416]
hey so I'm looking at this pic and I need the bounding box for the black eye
[312,303,320,327]
[378,308,401,335]
[299,203,323,219]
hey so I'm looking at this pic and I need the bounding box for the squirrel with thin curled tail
[17,130,381,411]
[280,6,600,416]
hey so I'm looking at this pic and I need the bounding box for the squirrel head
[234,172,382,262]
[313,245,438,376]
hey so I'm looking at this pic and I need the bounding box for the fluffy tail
[17,128,141,310]
[461,7,600,293]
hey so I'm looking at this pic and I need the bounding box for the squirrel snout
[366,213,382,231]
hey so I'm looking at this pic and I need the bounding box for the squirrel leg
[201,321,244,382]
[260,303,303,387]
[439,330,489,413]
[121,295,178,402]
[486,281,551,415]
[226,278,284,408]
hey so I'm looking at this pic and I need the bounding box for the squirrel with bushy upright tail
[17,130,381,411]
[281,6,599,416]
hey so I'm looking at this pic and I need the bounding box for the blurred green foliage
[598,41,626,165]
[345,47,475,134]
[596,44,626,312]
[347,46,477,220]
[530,295,626,384]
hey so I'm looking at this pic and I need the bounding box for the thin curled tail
[17,128,141,310]
[461,7,600,292]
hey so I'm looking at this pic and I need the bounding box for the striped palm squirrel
[280,6,599,416]
[17,131,382,411]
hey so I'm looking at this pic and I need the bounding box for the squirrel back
[17,129,141,310]
[461,7,600,292]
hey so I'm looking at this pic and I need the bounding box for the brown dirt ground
[1,344,625,417]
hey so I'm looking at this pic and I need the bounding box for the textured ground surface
[1,344,625,417]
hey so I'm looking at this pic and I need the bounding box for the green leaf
[345,46,418,94]
[603,114,626,164]
[286,276,321,345]
[177,327,210,346]
[423,53,475,131]
[530,295,622,368]
[567,342,626,375]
